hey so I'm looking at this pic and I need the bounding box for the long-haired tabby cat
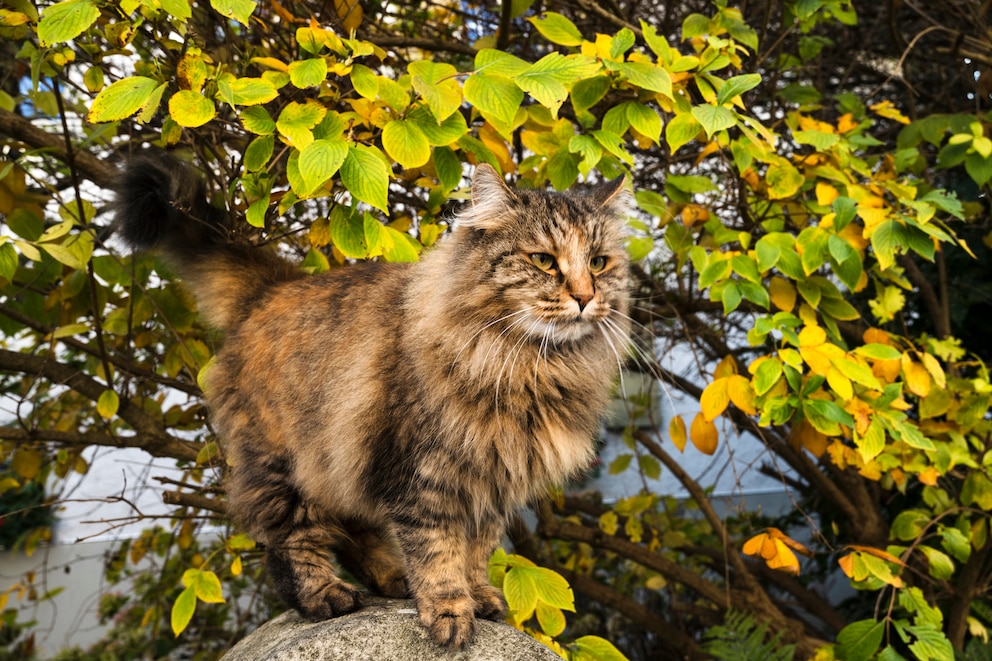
[117,153,632,649]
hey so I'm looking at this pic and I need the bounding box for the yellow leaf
[826,367,853,400]
[920,352,946,389]
[726,375,757,415]
[902,356,932,398]
[11,449,42,480]
[681,203,709,227]
[231,556,243,576]
[800,345,833,376]
[669,415,687,452]
[700,378,730,421]
[769,276,796,312]
[798,325,827,347]
[713,354,737,379]
[815,182,839,206]
[870,100,911,125]
[689,413,718,455]
[334,0,362,32]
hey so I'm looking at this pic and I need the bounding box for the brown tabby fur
[117,155,632,649]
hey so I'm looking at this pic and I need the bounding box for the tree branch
[0,348,200,462]
[0,107,118,188]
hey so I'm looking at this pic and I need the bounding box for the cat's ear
[460,164,515,230]
[593,175,632,215]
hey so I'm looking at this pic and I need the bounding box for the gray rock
[222,598,561,660]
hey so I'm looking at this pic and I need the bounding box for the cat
[116,153,632,649]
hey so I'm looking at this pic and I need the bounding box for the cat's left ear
[594,175,632,215]
[458,164,516,231]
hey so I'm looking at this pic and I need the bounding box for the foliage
[700,609,796,661]
[1,0,992,659]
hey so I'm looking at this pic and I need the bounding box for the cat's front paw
[419,597,477,649]
[296,580,363,620]
[472,584,508,621]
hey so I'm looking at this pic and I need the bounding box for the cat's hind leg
[227,450,362,620]
[336,519,409,598]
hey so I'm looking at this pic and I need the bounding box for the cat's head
[451,165,631,344]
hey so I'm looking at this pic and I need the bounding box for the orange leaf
[767,527,814,558]
[863,327,891,345]
[700,378,730,421]
[792,419,828,457]
[689,413,718,455]
[681,203,710,227]
[669,415,687,452]
[743,531,801,575]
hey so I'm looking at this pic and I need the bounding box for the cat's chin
[522,315,605,344]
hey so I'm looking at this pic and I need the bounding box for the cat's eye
[529,253,557,271]
[589,256,608,273]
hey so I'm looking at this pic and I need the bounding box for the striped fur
[117,156,632,649]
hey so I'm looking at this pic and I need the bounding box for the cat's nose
[572,291,593,311]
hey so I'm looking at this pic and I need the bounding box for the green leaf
[474,49,531,78]
[919,546,955,580]
[288,58,327,89]
[754,359,783,395]
[341,145,390,211]
[350,64,378,99]
[409,60,462,123]
[209,0,256,25]
[854,343,902,361]
[615,62,672,98]
[192,569,225,603]
[765,161,804,199]
[0,243,17,282]
[626,103,662,143]
[574,635,629,661]
[380,225,420,263]
[432,146,462,191]
[528,12,584,46]
[891,509,930,541]
[241,106,276,134]
[962,472,992,510]
[503,566,538,624]
[244,134,274,171]
[159,0,192,20]
[716,73,762,106]
[571,76,611,115]
[168,91,216,128]
[691,104,737,138]
[835,619,885,661]
[171,585,197,636]
[277,101,326,149]
[329,206,368,258]
[517,53,600,117]
[870,220,907,271]
[97,389,119,419]
[535,602,566,637]
[666,112,702,153]
[222,77,278,106]
[464,73,523,128]
[88,76,161,123]
[382,119,431,169]
[530,567,574,611]
[38,0,100,47]
[299,139,349,193]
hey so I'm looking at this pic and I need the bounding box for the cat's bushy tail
[116,153,300,331]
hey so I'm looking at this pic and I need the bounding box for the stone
[221,597,561,661]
